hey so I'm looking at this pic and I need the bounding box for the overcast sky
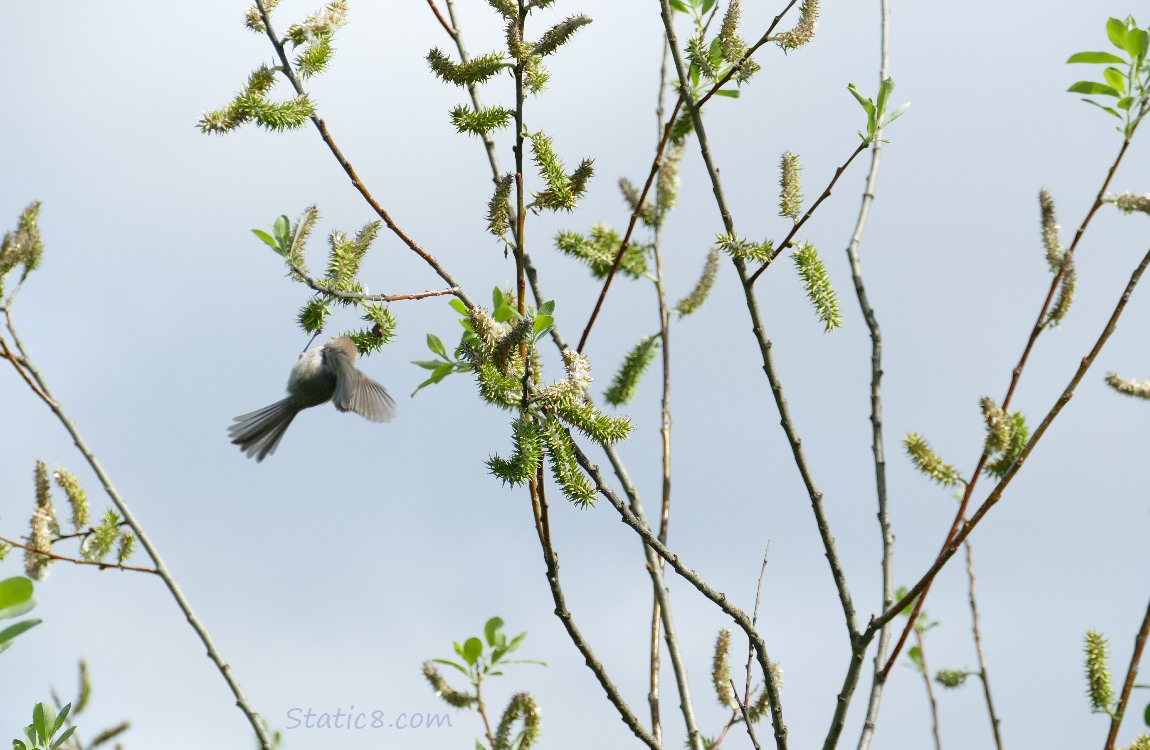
[2,1,1148,749]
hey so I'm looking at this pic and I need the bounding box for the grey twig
[292,269,460,303]
[572,436,788,750]
[658,0,859,645]
[848,1,894,748]
[2,310,274,750]
[964,541,1004,750]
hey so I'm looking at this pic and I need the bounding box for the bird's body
[229,336,395,461]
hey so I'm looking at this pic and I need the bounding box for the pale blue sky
[1,1,1147,749]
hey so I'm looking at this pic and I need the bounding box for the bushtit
[229,335,395,461]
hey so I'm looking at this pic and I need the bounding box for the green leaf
[427,333,448,359]
[492,287,504,308]
[51,726,77,750]
[701,0,716,13]
[847,83,876,118]
[714,88,741,98]
[1082,98,1123,118]
[449,298,469,316]
[273,215,292,249]
[1117,96,1134,111]
[876,76,895,119]
[493,304,513,323]
[1106,17,1129,51]
[251,229,282,253]
[0,577,34,617]
[1068,81,1122,96]
[880,102,911,128]
[1103,67,1127,93]
[1143,699,1150,727]
[485,617,504,647]
[533,315,553,336]
[412,359,445,370]
[34,702,54,744]
[462,637,483,666]
[1127,28,1150,59]
[51,704,71,735]
[539,300,555,316]
[432,658,473,678]
[0,618,42,652]
[1067,51,1127,64]
[668,0,689,13]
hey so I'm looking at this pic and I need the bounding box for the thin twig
[964,540,1003,750]
[739,546,771,750]
[571,435,788,750]
[849,1,893,747]
[1104,593,1150,750]
[648,34,675,745]
[250,0,476,311]
[0,535,158,575]
[528,466,661,750]
[731,679,764,750]
[576,0,802,352]
[912,626,943,750]
[291,270,460,303]
[659,0,859,641]
[3,311,274,750]
[425,0,455,36]
[881,132,1141,679]
[872,243,1150,645]
[747,141,867,285]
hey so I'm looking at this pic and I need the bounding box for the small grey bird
[229,336,395,461]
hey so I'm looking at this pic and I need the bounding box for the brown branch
[0,335,51,405]
[0,535,157,575]
[872,242,1150,646]
[577,0,803,352]
[913,626,943,750]
[425,0,455,36]
[1104,594,1150,750]
[748,141,868,285]
[251,0,476,312]
[881,131,1140,679]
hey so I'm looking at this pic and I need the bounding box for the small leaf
[1068,81,1122,97]
[847,83,876,118]
[0,577,34,616]
[1067,51,1127,64]
[273,215,292,248]
[0,619,42,652]
[449,298,469,316]
[251,229,282,253]
[1107,17,1130,50]
[668,0,690,12]
[880,102,911,128]
[1102,67,1127,93]
[432,658,472,678]
[492,287,504,308]
[1127,28,1150,59]
[462,637,483,666]
[701,0,716,14]
[493,305,513,323]
[876,76,895,119]
[485,617,504,647]
[51,704,71,735]
[1117,96,1133,111]
[1082,98,1123,118]
[34,703,53,744]
[51,726,77,750]
[412,359,444,370]
[714,89,741,98]
[539,300,555,316]
[533,315,553,336]
[427,333,448,359]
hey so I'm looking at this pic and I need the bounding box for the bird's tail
[228,399,299,462]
